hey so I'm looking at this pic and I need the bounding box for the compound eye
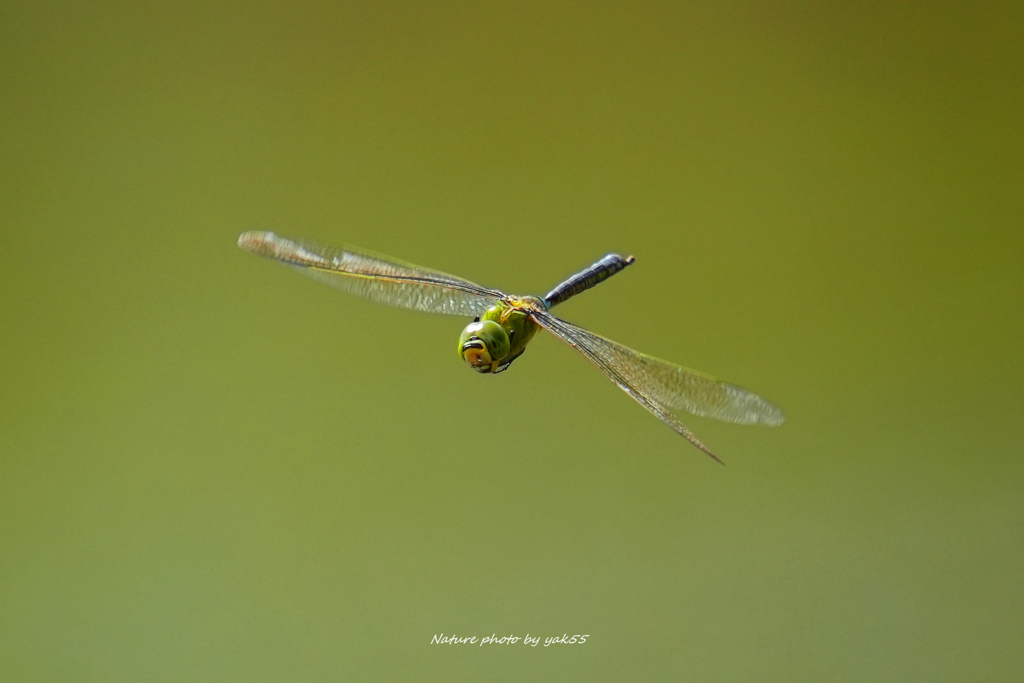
[458,320,511,373]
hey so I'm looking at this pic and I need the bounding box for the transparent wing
[239,231,504,317]
[532,309,784,462]
[533,310,784,425]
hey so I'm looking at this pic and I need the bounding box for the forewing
[533,310,784,426]
[239,232,503,316]
[532,310,723,461]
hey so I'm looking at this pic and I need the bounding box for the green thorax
[482,298,542,361]
[457,296,544,373]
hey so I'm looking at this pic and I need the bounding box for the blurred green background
[1,1,1021,680]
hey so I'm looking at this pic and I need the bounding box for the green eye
[458,320,511,373]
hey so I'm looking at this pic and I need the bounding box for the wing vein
[532,310,724,462]
[239,231,503,317]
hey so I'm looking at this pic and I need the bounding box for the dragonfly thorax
[457,301,541,374]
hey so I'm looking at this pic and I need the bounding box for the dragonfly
[238,231,784,462]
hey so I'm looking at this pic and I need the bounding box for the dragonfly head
[458,320,510,374]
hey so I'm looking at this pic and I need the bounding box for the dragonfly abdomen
[544,254,635,308]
